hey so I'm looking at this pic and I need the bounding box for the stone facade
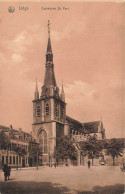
[0,125,38,168]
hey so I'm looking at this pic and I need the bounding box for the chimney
[10,125,13,129]
[18,128,22,132]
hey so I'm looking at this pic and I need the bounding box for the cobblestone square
[0,166,124,193]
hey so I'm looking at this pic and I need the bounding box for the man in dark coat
[2,164,8,181]
[87,160,91,169]
[54,162,57,168]
[7,165,11,180]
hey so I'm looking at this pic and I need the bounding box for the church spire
[34,77,39,100]
[43,20,57,88]
[61,81,65,101]
[47,20,52,53]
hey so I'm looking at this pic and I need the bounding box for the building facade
[0,125,38,168]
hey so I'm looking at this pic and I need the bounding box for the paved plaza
[0,165,124,194]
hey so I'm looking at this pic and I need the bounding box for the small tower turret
[34,77,39,100]
[61,81,65,102]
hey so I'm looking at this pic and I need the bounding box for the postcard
[0,1,124,193]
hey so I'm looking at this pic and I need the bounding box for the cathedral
[32,21,106,165]
[1,22,124,169]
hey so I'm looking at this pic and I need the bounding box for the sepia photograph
[0,1,124,193]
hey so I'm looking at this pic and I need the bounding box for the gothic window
[61,107,65,119]
[55,103,58,117]
[39,130,47,154]
[36,105,41,117]
[45,104,49,116]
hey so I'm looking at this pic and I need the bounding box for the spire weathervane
[48,20,51,37]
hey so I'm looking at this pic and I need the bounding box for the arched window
[61,107,65,119]
[39,130,47,154]
[55,103,58,117]
[45,104,49,116]
[36,105,41,117]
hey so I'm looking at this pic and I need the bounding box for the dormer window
[45,104,49,116]
[4,131,10,137]
[36,105,41,117]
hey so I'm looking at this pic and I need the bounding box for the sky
[0,2,124,139]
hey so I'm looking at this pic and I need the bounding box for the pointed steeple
[47,37,52,53]
[34,77,39,100]
[61,81,65,101]
[43,20,57,88]
[47,20,52,53]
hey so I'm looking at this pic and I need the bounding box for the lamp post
[36,148,38,170]
[36,140,40,170]
[6,138,10,165]
[49,146,50,167]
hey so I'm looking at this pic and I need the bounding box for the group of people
[2,164,11,181]
[54,161,91,168]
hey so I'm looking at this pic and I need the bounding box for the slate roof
[0,124,34,142]
[66,116,82,127]
[83,121,101,133]
[66,116,104,134]
[0,125,10,130]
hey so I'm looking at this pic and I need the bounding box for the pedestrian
[7,165,11,180]
[2,164,8,181]
[54,162,56,168]
[87,160,91,169]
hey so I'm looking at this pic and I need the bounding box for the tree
[105,138,124,166]
[13,145,27,169]
[53,136,78,165]
[80,134,103,165]
[0,131,10,149]
[0,131,11,165]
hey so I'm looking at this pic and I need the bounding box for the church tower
[32,21,68,164]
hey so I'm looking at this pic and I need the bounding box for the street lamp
[36,140,39,170]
